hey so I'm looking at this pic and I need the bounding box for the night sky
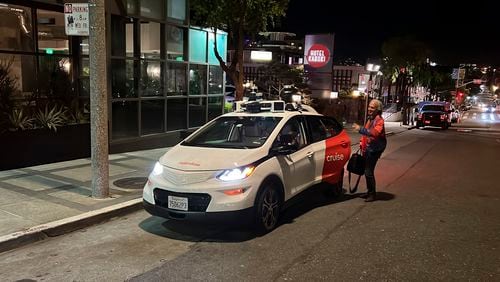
[277,0,500,66]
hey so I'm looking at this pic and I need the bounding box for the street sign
[452,68,466,80]
[64,3,89,36]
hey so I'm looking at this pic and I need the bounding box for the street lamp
[364,62,381,122]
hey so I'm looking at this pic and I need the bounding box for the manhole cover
[113,177,148,189]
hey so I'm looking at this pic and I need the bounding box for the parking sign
[64,3,89,36]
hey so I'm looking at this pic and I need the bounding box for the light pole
[364,63,381,123]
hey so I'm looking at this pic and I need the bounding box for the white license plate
[168,195,188,211]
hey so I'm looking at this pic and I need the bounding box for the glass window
[167,98,187,130]
[141,99,164,135]
[124,0,138,15]
[38,56,73,97]
[189,64,207,95]
[189,97,206,128]
[140,21,160,59]
[0,54,36,98]
[111,59,136,98]
[189,29,207,63]
[306,116,327,142]
[208,33,227,64]
[79,78,89,96]
[37,9,69,55]
[80,38,89,55]
[0,4,34,52]
[182,116,282,149]
[166,25,186,61]
[112,101,138,139]
[166,62,186,95]
[140,60,162,96]
[167,0,186,21]
[208,96,223,121]
[111,16,134,57]
[275,118,307,150]
[140,0,163,19]
[81,57,90,76]
[320,117,343,137]
[208,65,223,94]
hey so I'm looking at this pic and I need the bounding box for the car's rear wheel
[254,182,281,233]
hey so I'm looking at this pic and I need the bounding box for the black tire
[254,181,281,233]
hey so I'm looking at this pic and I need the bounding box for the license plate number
[168,196,188,211]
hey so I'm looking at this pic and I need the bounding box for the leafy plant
[35,104,67,132]
[8,108,34,131]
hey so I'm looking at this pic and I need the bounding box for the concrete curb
[0,198,143,254]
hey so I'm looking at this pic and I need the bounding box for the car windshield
[181,116,282,149]
[422,105,445,112]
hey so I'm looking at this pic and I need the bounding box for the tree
[254,61,304,99]
[381,36,432,124]
[190,0,289,101]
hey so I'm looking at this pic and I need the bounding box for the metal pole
[364,72,373,123]
[89,0,109,198]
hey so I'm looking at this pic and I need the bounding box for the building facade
[0,0,227,167]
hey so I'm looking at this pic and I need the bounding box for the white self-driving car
[143,100,351,233]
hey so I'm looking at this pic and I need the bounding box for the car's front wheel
[254,182,281,233]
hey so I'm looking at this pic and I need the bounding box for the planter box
[0,124,90,170]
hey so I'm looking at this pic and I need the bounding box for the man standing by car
[353,99,387,202]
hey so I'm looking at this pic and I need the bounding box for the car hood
[159,144,266,171]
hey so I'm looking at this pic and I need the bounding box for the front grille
[153,189,211,212]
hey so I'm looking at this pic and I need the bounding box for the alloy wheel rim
[261,188,279,230]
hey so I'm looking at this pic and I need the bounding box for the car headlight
[217,165,255,181]
[152,162,163,176]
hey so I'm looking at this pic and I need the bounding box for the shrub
[35,104,67,132]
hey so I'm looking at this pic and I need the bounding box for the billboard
[304,34,335,73]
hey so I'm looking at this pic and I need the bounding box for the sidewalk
[0,122,411,253]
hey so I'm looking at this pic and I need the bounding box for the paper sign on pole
[64,3,89,36]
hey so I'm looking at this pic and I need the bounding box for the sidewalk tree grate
[113,177,148,189]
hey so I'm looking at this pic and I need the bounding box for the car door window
[274,117,307,150]
[306,116,327,143]
[320,117,343,137]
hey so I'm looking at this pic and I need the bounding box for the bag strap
[348,171,362,193]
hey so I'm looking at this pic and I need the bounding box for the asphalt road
[1,126,499,281]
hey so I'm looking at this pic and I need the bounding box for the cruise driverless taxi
[143,100,351,233]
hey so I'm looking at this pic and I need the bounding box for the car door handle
[306,151,314,158]
[340,141,348,147]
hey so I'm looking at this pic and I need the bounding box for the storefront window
[112,101,138,139]
[208,96,223,121]
[0,4,34,52]
[189,96,206,128]
[37,9,69,55]
[140,60,162,96]
[208,65,223,94]
[166,62,186,95]
[0,54,36,98]
[141,99,164,135]
[167,0,185,22]
[167,98,187,130]
[111,59,136,98]
[111,16,134,57]
[166,25,185,61]
[38,56,73,97]
[189,64,207,95]
[208,33,227,64]
[140,21,160,59]
[189,29,207,63]
[80,38,89,55]
[140,0,163,19]
[124,0,138,15]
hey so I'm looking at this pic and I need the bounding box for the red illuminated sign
[307,44,330,68]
